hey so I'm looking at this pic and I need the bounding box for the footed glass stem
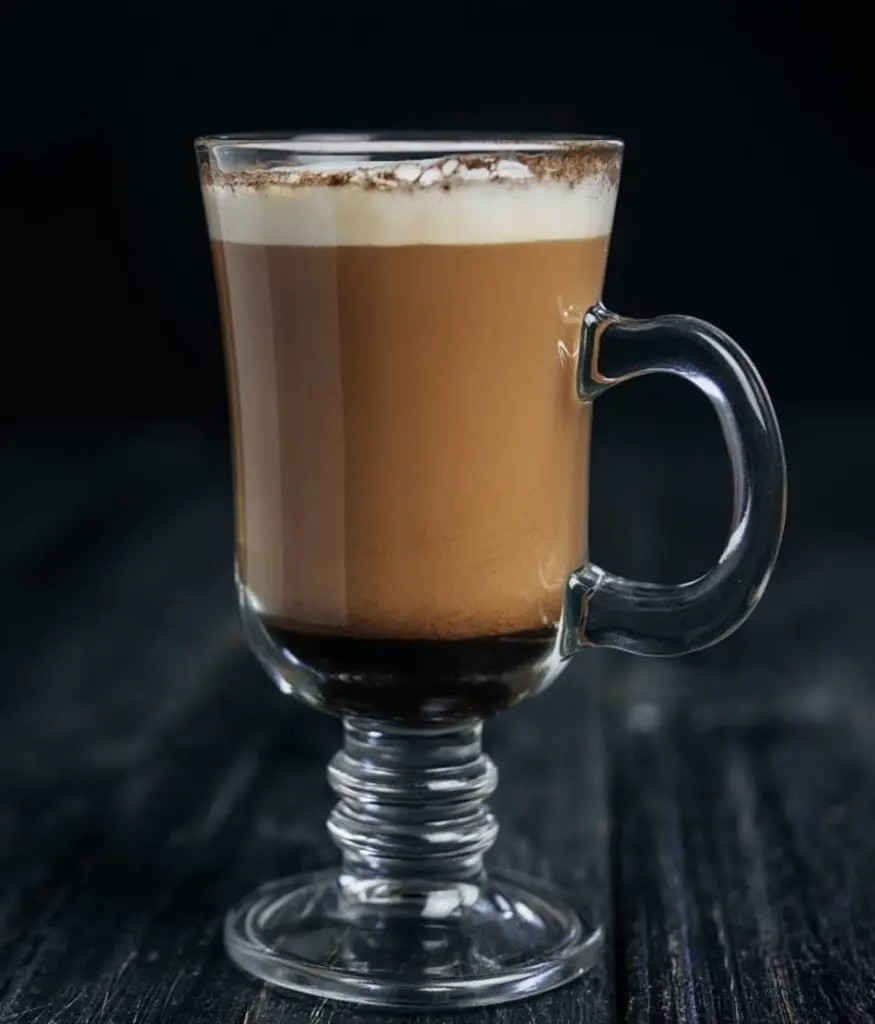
[224,718,602,1009]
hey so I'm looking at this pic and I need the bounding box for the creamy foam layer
[203,158,618,247]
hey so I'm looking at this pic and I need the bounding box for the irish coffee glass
[197,133,786,1010]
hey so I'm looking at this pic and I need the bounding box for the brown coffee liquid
[211,236,608,642]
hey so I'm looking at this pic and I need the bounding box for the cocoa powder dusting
[199,142,622,192]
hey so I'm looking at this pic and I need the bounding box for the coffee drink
[202,145,619,697]
[201,136,788,1009]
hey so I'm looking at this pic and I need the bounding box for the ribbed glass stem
[327,718,498,888]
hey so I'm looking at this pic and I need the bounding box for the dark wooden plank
[610,648,875,1023]
[0,427,611,1024]
[604,411,875,1023]
[3,416,875,1023]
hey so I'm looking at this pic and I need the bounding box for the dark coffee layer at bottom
[258,620,566,721]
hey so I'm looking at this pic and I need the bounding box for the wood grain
[0,420,873,1023]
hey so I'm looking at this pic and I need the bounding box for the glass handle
[560,303,787,658]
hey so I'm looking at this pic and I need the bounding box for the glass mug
[197,134,786,1010]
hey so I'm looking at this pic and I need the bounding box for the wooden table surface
[1,414,873,1023]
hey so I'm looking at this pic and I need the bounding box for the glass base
[225,868,603,1010]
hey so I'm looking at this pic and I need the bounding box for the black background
[1,2,868,425]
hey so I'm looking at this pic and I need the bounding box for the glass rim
[194,131,625,156]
